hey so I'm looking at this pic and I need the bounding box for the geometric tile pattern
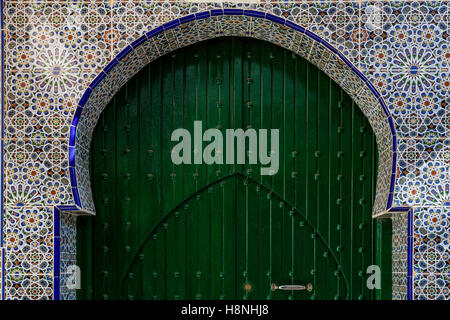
[1,1,449,300]
[392,211,411,300]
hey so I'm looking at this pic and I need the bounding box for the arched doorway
[76,37,391,300]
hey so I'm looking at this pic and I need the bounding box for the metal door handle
[271,283,313,292]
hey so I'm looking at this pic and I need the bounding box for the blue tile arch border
[63,9,413,299]
[387,206,414,300]
[68,9,405,215]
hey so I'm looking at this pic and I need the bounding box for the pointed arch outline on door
[65,9,409,218]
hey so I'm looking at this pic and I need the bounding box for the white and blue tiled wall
[0,1,448,300]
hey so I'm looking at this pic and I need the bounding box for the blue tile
[305,30,321,42]
[69,147,76,167]
[351,66,364,79]
[320,39,337,53]
[54,208,60,238]
[265,13,285,25]
[69,126,76,147]
[393,134,397,152]
[378,97,391,118]
[195,11,211,20]
[89,71,105,90]
[72,187,81,207]
[224,9,243,15]
[69,167,77,188]
[392,153,397,176]
[285,20,305,33]
[387,192,394,210]
[57,205,80,212]
[388,116,396,141]
[54,238,60,275]
[337,51,352,67]
[364,80,381,98]
[211,9,224,16]
[53,276,60,300]
[390,172,396,194]
[389,206,411,212]
[71,107,83,127]
[104,58,119,74]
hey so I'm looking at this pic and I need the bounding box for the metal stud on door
[77,37,392,300]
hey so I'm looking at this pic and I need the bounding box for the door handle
[271,283,313,292]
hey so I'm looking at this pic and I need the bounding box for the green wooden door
[77,37,391,300]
